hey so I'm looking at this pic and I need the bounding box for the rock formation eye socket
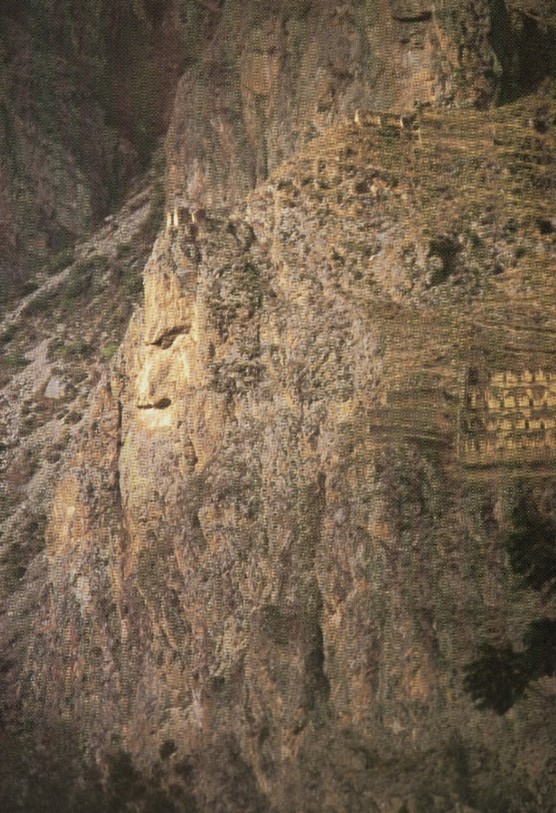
[151,326,188,349]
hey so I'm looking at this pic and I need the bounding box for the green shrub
[66,254,109,296]
[159,739,177,761]
[60,338,92,360]
[47,337,64,360]
[46,247,76,276]
[0,323,18,344]
[20,278,40,295]
[5,350,30,370]
[101,341,119,361]
[141,181,165,243]
[64,410,82,425]
[62,264,92,301]
[116,241,134,260]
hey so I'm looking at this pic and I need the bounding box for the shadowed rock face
[0,0,193,294]
[1,1,556,811]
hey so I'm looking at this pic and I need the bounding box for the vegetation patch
[0,321,19,345]
[45,247,76,276]
[4,349,30,370]
[21,290,56,318]
[0,512,46,594]
[62,254,109,303]
[101,341,120,361]
[463,485,556,714]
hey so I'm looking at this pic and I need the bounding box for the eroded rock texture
[2,1,556,811]
[23,94,556,809]
[166,0,494,212]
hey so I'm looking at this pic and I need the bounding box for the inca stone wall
[460,367,556,466]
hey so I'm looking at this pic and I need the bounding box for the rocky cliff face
[0,0,206,296]
[165,0,556,214]
[1,2,556,812]
[166,0,490,213]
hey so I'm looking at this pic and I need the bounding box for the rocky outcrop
[1,2,556,810]
[166,0,486,213]
[17,82,556,809]
[165,0,556,216]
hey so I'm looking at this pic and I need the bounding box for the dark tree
[463,643,530,714]
[506,495,556,594]
[463,490,556,714]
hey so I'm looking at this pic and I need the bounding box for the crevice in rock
[116,400,123,448]
[137,397,172,410]
[392,10,432,23]
[304,618,331,710]
[428,234,461,286]
[114,399,123,507]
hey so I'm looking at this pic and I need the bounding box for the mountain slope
[0,0,207,297]
[11,88,556,812]
[0,2,555,811]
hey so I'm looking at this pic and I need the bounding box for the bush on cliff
[463,490,556,714]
